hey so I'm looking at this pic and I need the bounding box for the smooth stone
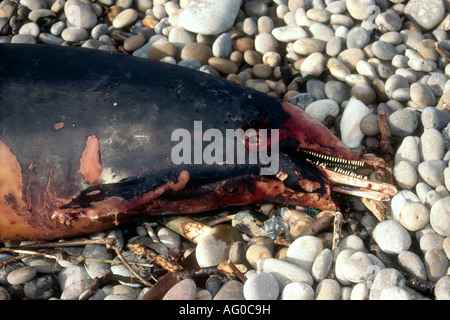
[360,114,380,137]
[430,197,450,236]
[324,81,350,104]
[372,220,411,254]
[83,244,112,279]
[388,108,419,137]
[351,83,376,105]
[329,13,353,27]
[306,79,326,100]
[252,64,272,79]
[424,250,449,282]
[257,258,314,288]
[309,23,334,42]
[254,32,278,54]
[180,0,240,35]
[243,17,258,35]
[350,283,370,300]
[311,248,333,282]
[292,38,325,55]
[380,286,411,300]
[213,280,245,300]
[304,99,340,125]
[398,251,427,280]
[385,75,410,99]
[162,278,196,300]
[113,8,138,29]
[404,0,446,30]
[434,275,450,300]
[446,168,450,193]
[289,93,314,110]
[22,256,59,274]
[212,33,232,58]
[391,190,420,221]
[369,268,405,300]
[11,34,36,44]
[286,236,323,272]
[420,129,445,161]
[427,73,447,97]
[246,244,272,269]
[372,41,398,60]
[7,266,37,285]
[326,36,342,57]
[408,58,437,72]
[91,23,108,40]
[64,0,97,29]
[110,251,150,287]
[157,227,180,249]
[123,34,146,52]
[181,42,213,65]
[326,57,351,81]
[416,182,434,204]
[375,9,402,32]
[340,97,371,148]
[346,0,375,20]
[0,286,10,300]
[341,251,374,283]
[281,282,314,300]
[195,225,242,267]
[272,25,307,42]
[410,83,436,109]
[168,27,195,51]
[399,202,430,231]
[339,235,365,252]
[58,265,90,290]
[394,160,418,190]
[147,41,177,60]
[356,60,378,81]
[315,279,341,300]
[28,8,55,22]
[61,278,93,300]
[420,233,445,254]
[50,21,66,36]
[208,57,238,75]
[243,272,279,300]
[61,27,88,42]
[24,274,58,300]
[300,52,325,78]
[395,136,421,169]
[418,161,447,188]
[19,22,39,38]
[417,39,439,61]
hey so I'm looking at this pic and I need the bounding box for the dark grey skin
[0,44,396,241]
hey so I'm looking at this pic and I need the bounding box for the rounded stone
[397,251,427,280]
[424,249,449,282]
[252,64,272,79]
[339,235,365,252]
[375,9,402,32]
[112,8,138,29]
[180,0,240,35]
[421,107,450,130]
[408,58,437,73]
[304,99,340,125]
[393,160,418,190]
[380,286,411,300]
[292,38,325,55]
[246,244,272,269]
[417,39,439,61]
[11,34,36,44]
[213,280,244,300]
[64,0,97,29]
[286,235,323,272]
[395,136,421,169]
[388,108,419,137]
[372,41,398,61]
[311,248,333,282]
[372,220,412,254]
[309,23,334,42]
[420,129,445,161]
[346,0,375,20]
[350,283,370,300]
[347,27,371,49]
[208,57,238,75]
[61,27,88,42]
[162,278,197,300]
[254,33,278,54]
[315,279,341,300]
[212,33,232,58]
[257,258,313,288]
[434,276,450,300]
[19,22,40,38]
[360,114,380,137]
[181,42,213,65]
[351,83,376,105]
[123,34,146,52]
[430,197,450,236]
[404,0,446,31]
[369,268,405,300]
[147,41,177,60]
[418,161,447,188]
[300,52,325,78]
[410,83,436,109]
[7,266,37,285]
[281,282,314,300]
[399,202,430,231]
[341,251,374,283]
[272,25,307,42]
[24,274,59,300]
[243,272,279,300]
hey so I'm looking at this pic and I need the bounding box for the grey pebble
[388,108,419,137]
[212,33,232,58]
[430,197,450,236]
[420,129,445,161]
[418,161,447,188]
[61,27,88,42]
[311,248,333,282]
[346,27,370,49]
[369,268,405,300]
[372,220,411,254]
[424,250,449,282]
[289,93,314,110]
[397,251,427,280]
[19,22,40,38]
[395,136,421,169]
[163,278,196,300]
[420,233,445,253]
[394,160,418,190]
[7,266,37,285]
[281,282,314,300]
[434,275,450,300]
[243,272,279,300]
[213,280,245,300]
[83,244,112,279]
[24,274,59,300]
[64,0,97,29]
[422,107,450,130]
[205,276,223,298]
[304,99,340,125]
[11,34,36,44]
[372,41,398,61]
[257,258,313,288]
[28,8,55,22]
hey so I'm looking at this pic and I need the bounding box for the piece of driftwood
[377,114,394,184]
[362,198,388,221]
[298,211,335,237]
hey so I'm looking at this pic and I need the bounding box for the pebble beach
[0,0,450,301]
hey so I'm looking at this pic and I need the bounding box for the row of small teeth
[333,167,368,180]
[305,151,365,167]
